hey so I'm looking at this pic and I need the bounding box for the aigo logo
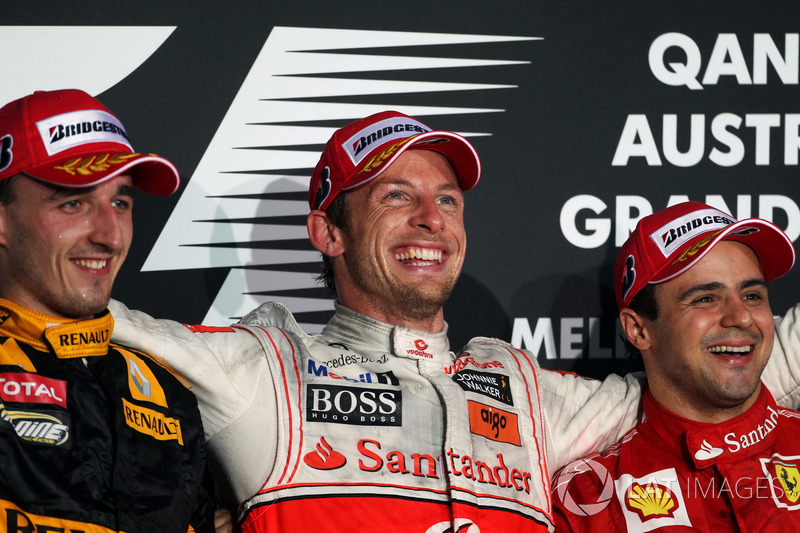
[553,458,615,516]
[466,401,520,446]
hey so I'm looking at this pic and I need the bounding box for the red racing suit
[107,300,800,533]
[0,298,213,533]
[552,388,800,532]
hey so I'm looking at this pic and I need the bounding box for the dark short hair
[621,283,659,371]
[0,176,17,205]
[316,191,351,297]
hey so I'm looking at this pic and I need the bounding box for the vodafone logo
[304,436,346,470]
[406,338,433,358]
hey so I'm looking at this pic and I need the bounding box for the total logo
[0,373,67,408]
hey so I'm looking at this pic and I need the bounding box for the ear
[619,308,652,353]
[307,209,345,258]
[0,203,11,247]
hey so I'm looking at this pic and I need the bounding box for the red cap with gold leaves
[0,89,179,196]
[309,110,481,211]
[615,201,795,309]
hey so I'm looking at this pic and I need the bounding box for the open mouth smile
[394,248,443,266]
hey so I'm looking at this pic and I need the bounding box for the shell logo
[624,481,678,520]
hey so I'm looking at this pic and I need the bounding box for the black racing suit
[0,298,214,532]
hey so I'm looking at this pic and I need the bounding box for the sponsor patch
[359,439,534,493]
[467,400,520,446]
[304,436,347,470]
[343,116,429,164]
[615,469,693,531]
[319,349,389,368]
[35,109,132,156]
[649,207,734,258]
[122,398,183,445]
[0,373,67,407]
[0,500,119,533]
[443,354,504,375]
[118,348,168,408]
[0,404,70,447]
[307,359,398,385]
[306,384,401,426]
[761,454,800,509]
[452,369,513,405]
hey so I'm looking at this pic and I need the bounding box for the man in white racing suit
[109,111,800,532]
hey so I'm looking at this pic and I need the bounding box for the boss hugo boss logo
[306,384,402,426]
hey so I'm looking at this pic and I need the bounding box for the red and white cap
[0,89,180,195]
[309,110,481,211]
[615,201,796,309]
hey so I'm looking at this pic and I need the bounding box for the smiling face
[0,174,134,319]
[328,150,466,331]
[629,240,774,422]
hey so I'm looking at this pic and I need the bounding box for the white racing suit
[108,301,800,533]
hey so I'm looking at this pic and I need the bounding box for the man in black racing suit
[0,89,214,532]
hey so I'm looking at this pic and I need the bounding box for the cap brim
[25,152,180,196]
[651,218,796,284]
[341,130,481,193]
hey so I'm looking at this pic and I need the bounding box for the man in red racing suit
[553,202,800,532]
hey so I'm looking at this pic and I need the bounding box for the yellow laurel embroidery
[671,229,725,264]
[358,135,421,174]
[54,153,140,176]
[627,483,675,517]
